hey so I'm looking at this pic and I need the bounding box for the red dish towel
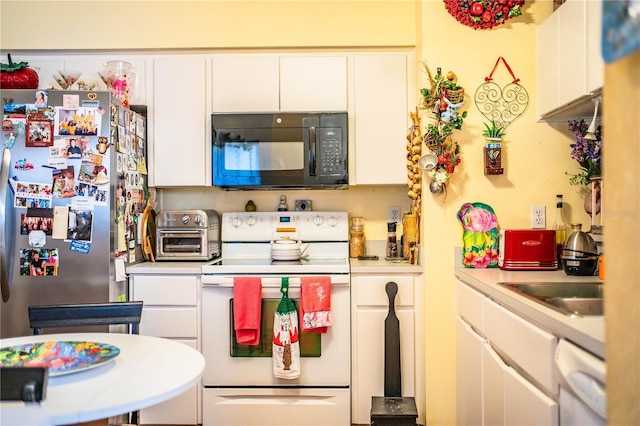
[300,276,332,333]
[233,277,262,345]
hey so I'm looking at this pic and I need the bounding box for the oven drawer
[202,388,350,426]
[139,307,198,338]
[131,275,198,306]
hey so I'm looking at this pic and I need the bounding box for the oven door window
[230,299,321,357]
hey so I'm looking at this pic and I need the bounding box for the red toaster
[498,229,558,270]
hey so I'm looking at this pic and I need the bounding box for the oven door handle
[201,276,349,286]
[158,230,204,236]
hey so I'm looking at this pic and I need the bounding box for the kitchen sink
[545,297,604,316]
[497,282,604,316]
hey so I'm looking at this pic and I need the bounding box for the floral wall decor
[444,0,524,30]
[566,118,602,187]
[456,202,499,268]
[419,62,468,198]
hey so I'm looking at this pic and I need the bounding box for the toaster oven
[498,229,558,270]
[155,210,220,261]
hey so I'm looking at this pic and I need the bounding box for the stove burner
[271,259,303,265]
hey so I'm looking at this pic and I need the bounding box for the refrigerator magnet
[26,113,53,147]
[4,132,16,149]
[28,230,47,248]
[35,90,48,108]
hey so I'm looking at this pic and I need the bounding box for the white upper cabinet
[586,0,604,94]
[211,55,347,112]
[556,0,587,108]
[352,53,410,185]
[150,57,210,187]
[536,0,604,120]
[279,56,347,111]
[211,56,280,112]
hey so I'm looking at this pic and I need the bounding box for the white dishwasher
[555,339,606,426]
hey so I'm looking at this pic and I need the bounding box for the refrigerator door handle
[1,148,12,302]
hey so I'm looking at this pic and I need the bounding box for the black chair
[28,301,143,424]
[28,301,143,335]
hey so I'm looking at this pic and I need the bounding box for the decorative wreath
[444,0,524,30]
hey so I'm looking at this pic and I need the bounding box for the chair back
[28,301,143,335]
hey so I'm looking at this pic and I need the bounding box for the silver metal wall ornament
[474,57,529,131]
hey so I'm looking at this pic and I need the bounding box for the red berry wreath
[444,0,524,30]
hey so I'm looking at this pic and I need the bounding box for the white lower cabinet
[455,279,558,426]
[130,274,201,425]
[351,273,424,425]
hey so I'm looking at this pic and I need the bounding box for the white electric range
[200,211,351,426]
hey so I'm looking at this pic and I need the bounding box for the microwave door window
[214,127,306,187]
[224,142,303,172]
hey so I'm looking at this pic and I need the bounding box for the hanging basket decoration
[474,56,529,132]
[419,63,468,200]
[443,0,525,31]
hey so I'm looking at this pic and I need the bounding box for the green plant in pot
[482,120,505,141]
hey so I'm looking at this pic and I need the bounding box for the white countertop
[127,260,208,275]
[0,333,205,425]
[349,256,423,273]
[126,257,423,275]
[455,267,605,359]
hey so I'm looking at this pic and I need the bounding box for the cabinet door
[353,53,409,185]
[151,57,209,186]
[280,56,347,111]
[351,275,415,424]
[536,13,560,118]
[484,297,558,395]
[353,307,414,424]
[556,0,587,107]
[504,366,558,425]
[455,317,484,426]
[586,0,604,93]
[483,343,506,426]
[211,56,279,112]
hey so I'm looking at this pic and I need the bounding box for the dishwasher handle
[555,339,606,419]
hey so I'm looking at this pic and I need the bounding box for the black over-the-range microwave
[211,112,348,190]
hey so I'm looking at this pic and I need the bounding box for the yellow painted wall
[1,1,598,425]
[0,1,416,50]
[417,2,594,424]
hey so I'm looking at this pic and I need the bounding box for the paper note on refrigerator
[52,206,69,239]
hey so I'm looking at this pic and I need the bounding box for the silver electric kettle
[560,223,599,276]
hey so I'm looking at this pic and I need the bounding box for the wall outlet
[388,206,401,223]
[531,205,546,229]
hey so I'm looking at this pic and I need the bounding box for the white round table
[0,332,205,425]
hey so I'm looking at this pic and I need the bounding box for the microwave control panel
[319,128,344,176]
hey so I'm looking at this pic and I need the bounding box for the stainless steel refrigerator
[1,89,148,338]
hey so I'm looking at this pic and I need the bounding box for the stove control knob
[313,215,324,226]
[232,217,242,227]
[246,216,257,226]
[193,215,202,225]
[181,215,190,225]
[328,216,338,227]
